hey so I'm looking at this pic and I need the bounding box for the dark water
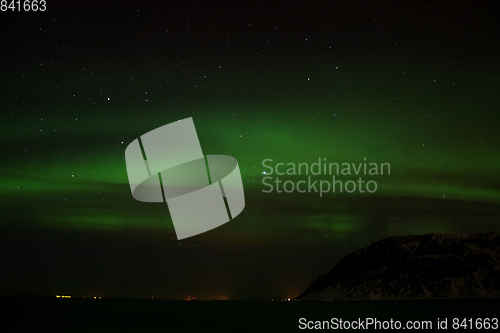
[2,297,499,332]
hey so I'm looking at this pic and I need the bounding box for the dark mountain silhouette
[297,232,500,301]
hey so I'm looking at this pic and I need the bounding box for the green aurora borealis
[1,1,500,300]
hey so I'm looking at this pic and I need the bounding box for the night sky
[1,1,500,300]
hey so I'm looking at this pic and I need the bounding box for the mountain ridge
[296,232,500,301]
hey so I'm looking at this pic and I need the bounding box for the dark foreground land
[2,297,499,332]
